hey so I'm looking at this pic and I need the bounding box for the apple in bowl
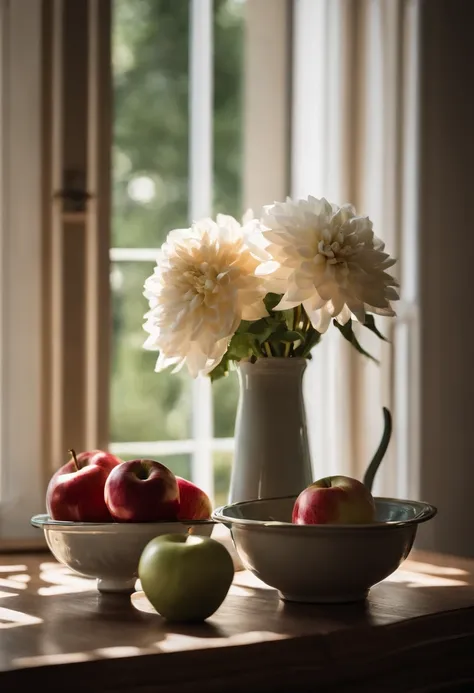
[104,459,180,522]
[176,477,212,521]
[292,475,376,525]
[46,449,122,522]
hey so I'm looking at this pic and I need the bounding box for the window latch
[53,169,94,213]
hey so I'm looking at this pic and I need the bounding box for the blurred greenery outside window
[110,0,244,507]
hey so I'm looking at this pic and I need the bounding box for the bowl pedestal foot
[97,578,136,594]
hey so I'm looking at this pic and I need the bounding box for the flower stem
[250,342,261,359]
[289,305,302,357]
[283,342,291,358]
[294,305,302,332]
[301,308,311,334]
[263,342,273,358]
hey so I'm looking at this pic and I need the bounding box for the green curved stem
[362,407,392,493]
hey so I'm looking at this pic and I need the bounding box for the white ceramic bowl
[31,514,215,593]
[212,496,437,603]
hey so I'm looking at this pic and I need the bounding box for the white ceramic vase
[229,357,313,504]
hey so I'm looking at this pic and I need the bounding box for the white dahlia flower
[143,214,269,377]
[261,196,399,332]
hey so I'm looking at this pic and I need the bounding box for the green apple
[138,534,234,622]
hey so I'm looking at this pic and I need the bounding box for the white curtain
[0,0,44,539]
[293,0,421,499]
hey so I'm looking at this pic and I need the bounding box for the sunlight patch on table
[131,591,156,614]
[233,571,270,590]
[0,606,43,629]
[386,570,468,588]
[158,631,287,653]
[95,646,146,658]
[10,573,31,583]
[228,584,258,597]
[0,565,27,573]
[0,577,28,590]
[403,560,469,577]
[13,651,93,668]
[38,564,96,595]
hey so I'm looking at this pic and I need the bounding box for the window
[0,0,421,541]
[109,0,244,507]
[108,0,290,508]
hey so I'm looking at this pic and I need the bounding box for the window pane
[111,0,192,447]
[213,451,233,508]
[212,0,244,437]
[110,261,191,442]
[111,452,191,480]
[213,0,245,218]
[112,0,190,248]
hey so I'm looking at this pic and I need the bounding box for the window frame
[0,0,421,543]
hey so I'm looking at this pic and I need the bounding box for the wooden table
[1,550,474,692]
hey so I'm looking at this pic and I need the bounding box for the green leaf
[333,319,379,363]
[209,353,231,382]
[236,320,252,334]
[266,324,301,355]
[210,329,261,380]
[363,314,389,342]
[263,292,283,313]
[209,364,227,382]
[247,317,279,344]
[296,326,322,357]
[227,332,255,359]
[278,330,305,344]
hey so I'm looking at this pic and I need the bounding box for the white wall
[416,0,474,557]
[0,0,44,539]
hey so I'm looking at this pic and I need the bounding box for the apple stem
[68,448,80,472]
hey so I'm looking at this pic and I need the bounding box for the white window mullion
[189,0,214,498]
[395,0,420,502]
[110,248,160,263]
[109,437,234,459]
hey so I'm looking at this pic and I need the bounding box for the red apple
[176,477,212,521]
[104,459,179,522]
[46,449,122,522]
[292,475,376,525]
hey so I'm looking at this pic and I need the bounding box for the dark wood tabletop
[1,549,474,692]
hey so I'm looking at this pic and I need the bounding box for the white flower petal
[307,307,331,333]
[259,194,398,337]
[143,214,270,377]
[242,208,255,225]
[275,297,304,310]
[241,302,268,320]
[335,304,352,325]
